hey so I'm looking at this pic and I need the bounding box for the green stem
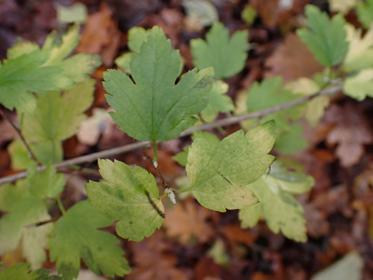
[56,197,66,215]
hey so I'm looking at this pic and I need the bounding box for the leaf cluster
[3,5,373,278]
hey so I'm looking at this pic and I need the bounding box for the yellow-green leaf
[86,160,164,241]
[186,123,276,212]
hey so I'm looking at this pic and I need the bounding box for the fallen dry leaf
[194,257,222,280]
[77,108,112,145]
[221,225,255,246]
[325,104,373,167]
[265,34,323,81]
[252,0,306,28]
[0,120,16,145]
[111,0,162,28]
[77,4,120,66]
[128,232,189,280]
[304,204,330,237]
[164,199,214,244]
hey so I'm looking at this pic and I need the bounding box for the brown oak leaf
[128,232,190,280]
[325,104,373,167]
[77,4,120,66]
[265,34,323,81]
[164,199,214,244]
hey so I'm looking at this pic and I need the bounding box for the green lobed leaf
[191,22,249,79]
[0,263,36,280]
[49,201,130,280]
[311,252,363,280]
[9,79,94,167]
[297,5,349,67]
[0,182,48,256]
[0,25,100,109]
[246,77,297,113]
[0,166,65,268]
[115,27,149,72]
[0,52,62,109]
[104,26,213,142]
[27,166,66,199]
[239,161,314,242]
[343,68,373,100]
[56,3,87,24]
[357,0,373,29]
[285,78,329,126]
[275,123,308,155]
[6,41,39,59]
[186,122,276,212]
[21,222,53,270]
[200,80,234,122]
[245,77,307,154]
[344,24,373,72]
[86,159,164,241]
[173,147,189,167]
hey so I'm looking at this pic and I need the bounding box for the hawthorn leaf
[286,78,329,126]
[266,161,314,194]
[21,216,53,270]
[86,159,164,241]
[275,123,308,155]
[104,26,213,142]
[0,182,47,256]
[1,166,58,269]
[0,25,100,110]
[43,25,80,64]
[311,252,363,280]
[191,22,249,79]
[0,52,62,109]
[8,140,35,170]
[245,77,308,154]
[49,201,130,280]
[21,79,95,141]
[56,3,88,24]
[0,264,37,280]
[201,80,234,122]
[186,123,276,212]
[343,69,373,100]
[344,24,373,72]
[115,53,132,72]
[246,77,297,113]
[239,161,314,242]
[357,0,373,28]
[115,27,149,72]
[42,25,100,82]
[7,41,39,59]
[173,147,189,167]
[27,166,66,199]
[297,5,349,67]
[304,95,330,126]
[9,79,94,167]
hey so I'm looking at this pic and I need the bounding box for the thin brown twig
[0,82,342,185]
[0,109,41,165]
